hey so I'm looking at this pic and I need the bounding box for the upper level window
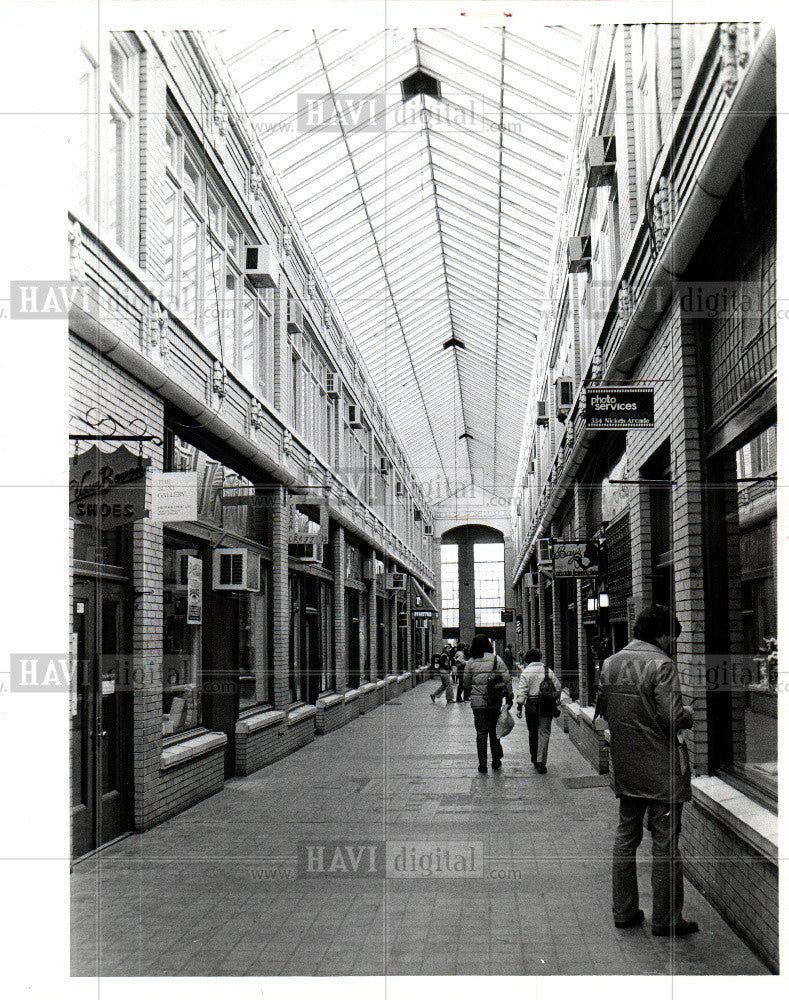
[72,32,139,259]
[631,25,660,210]
[441,544,459,630]
[163,109,273,393]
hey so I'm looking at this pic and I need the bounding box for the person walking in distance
[463,635,513,772]
[595,604,698,937]
[430,644,455,704]
[454,644,468,702]
[515,649,561,773]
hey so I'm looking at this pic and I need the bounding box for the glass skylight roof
[216,25,583,502]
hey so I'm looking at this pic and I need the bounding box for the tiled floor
[71,681,769,977]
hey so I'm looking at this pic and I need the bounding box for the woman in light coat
[515,649,561,773]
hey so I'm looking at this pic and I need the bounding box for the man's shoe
[491,760,502,770]
[614,909,645,929]
[478,764,488,773]
[652,919,699,937]
[536,763,547,774]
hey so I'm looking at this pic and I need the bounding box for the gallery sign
[585,387,654,429]
[551,540,601,579]
[150,472,198,522]
[69,446,150,528]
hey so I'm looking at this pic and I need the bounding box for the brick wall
[683,802,778,972]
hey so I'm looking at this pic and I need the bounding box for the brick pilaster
[333,523,346,692]
[270,485,291,708]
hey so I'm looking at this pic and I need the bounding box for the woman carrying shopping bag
[463,635,513,773]
[515,648,561,773]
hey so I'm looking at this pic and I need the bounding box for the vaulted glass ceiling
[216,25,583,503]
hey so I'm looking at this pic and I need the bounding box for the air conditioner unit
[516,501,522,517]
[213,548,260,591]
[290,542,323,564]
[326,372,341,398]
[379,457,389,476]
[413,508,422,522]
[568,235,592,273]
[244,244,279,288]
[555,377,574,421]
[536,400,549,427]
[386,572,406,590]
[528,459,536,475]
[524,571,539,588]
[287,298,303,334]
[537,538,552,567]
[424,525,434,537]
[395,480,405,497]
[362,557,376,581]
[586,134,617,186]
[348,404,363,429]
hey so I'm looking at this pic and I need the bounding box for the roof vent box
[401,69,441,102]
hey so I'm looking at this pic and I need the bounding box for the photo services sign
[585,387,654,429]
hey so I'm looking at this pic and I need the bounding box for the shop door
[208,593,240,778]
[71,577,133,858]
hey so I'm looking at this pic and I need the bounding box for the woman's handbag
[496,704,515,738]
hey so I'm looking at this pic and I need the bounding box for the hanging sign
[412,610,434,620]
[186,556,203,625]
[150,472,198,522]
[585,387,654,429]
[69,445,150,528]
[551,540,601,579]
[288,496,328,544]
[500,609,515,622]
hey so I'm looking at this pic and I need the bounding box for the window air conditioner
[379,456,389,476]
[424,525,434,537]
[395,480,405,497]
[287,298,304,334]
[386,572,406,590]
[555,377,574,421]
[537,538,552,567]
[528,459,536,475]
[362,557,376,581]
[568,235,592,273]
[524,571,539,588]
[348,404,363,429]
[213,548,261,591]
[244,244,279,288]
[413,508,422,522]
[586,135,617,186]
[536,400,549,427]
[326,372,341,398]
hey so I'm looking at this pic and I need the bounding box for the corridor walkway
[71,681,769,977]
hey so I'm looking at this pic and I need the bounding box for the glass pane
[107,110,126,248]
[257,309,270,398]
[181,210,199,319]
[73,60,92,213]
[165,123,177,170]
[162,179,176,301]
[162,536,203,734]
[204,240,223,348]
[240,287,255,380]
[110,41,126,92]
[183,154,200,204]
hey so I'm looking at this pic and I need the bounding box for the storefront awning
[411,578,439,614]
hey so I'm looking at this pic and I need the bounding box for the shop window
[440,544,459,630]
[707,422,777,801]
[162,532,204,735]
[238,566,272,711]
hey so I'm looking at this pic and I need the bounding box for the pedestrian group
[425,603,699,939]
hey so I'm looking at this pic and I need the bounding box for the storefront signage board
[551,540,601,578]
[150,472,198,522]
[585,387,655,429]
[69,445,150,528]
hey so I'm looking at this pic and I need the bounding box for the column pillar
[367,549,377,680]
[333,523,346,692]
[270,485,291,708]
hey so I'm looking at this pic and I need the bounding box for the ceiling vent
[401,70,441,102]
